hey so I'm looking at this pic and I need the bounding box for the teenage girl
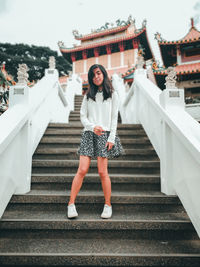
[67,64,124,219]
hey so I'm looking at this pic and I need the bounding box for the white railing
[112,69,200,237]
[0,69,82,218]
[186,103,200,122]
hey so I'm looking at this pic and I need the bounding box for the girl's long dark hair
[86,64,113,101]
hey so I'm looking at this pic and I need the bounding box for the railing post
[159,67,185,195]
[45,56,59,78]
[8,64,32,194]
[133,52,147,123]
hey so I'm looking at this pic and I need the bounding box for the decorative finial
[49,56,56,69]
[165,67,177,89]
[72,29,82,38]
[128,15,135,25]
[142,19,147,28]
[58,41,65,48]
[191,17,194,28]
[154,32,162,41]
[17,64,29,85]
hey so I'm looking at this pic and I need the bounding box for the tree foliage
[0,43,71,82]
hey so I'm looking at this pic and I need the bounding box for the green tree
[0,43,71,82]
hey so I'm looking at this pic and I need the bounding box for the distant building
[58,16,154,87]
[153,18,200,101]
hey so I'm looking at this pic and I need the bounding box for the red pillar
[106,44,112,55]
[71,52,76,62]
[119,41,124,52]
[132,39,139,49]
[82,50,87,60]
[94,47,100,57]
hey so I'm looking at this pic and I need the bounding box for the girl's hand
[105,142,114,151]
[94,126,105,136]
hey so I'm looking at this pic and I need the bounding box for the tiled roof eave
[60,28,146,53]
[158,37,200,46]
[153,69,200,75]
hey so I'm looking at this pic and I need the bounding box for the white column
[120,51,124,66]
[134,49,138,66]
[73,62,76,74]
[159,88,185,195]
[108,55,111,69]
[95,57,99,64]
[177,50,181,65]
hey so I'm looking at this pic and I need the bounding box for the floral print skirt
[77,131,125,159]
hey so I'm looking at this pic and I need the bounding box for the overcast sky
[0,0,199,65]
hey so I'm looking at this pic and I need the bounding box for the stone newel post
[45,56,58,78]
[159,66,185,195]
[9,64,29,108]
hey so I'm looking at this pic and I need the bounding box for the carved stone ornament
[165,67,177,89]
[72,29,82,38]
[127,15,135,25]
[58,41,65,47]
[136,52,145,69]
[49,56,56,70]
[154,32,163,41]
[17,64,29,85]
[142,19,147,28]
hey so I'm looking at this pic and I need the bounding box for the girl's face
[92,67,104,87]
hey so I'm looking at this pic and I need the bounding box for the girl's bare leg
[97,157,111,206]
[68,155,91,205]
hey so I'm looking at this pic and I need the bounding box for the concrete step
[48,123,144,130]
[0,238,200,266]
[32,159,160,174]
[30,173,160,191]
[10,189,178,205]
[39,137,153,149]
[33,147,158,160]
[44,128,148,137]
[1,210,194,238]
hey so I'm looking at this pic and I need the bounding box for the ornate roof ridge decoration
[58,41,65,48]
[155,18,200,45]
[73,15,135,41]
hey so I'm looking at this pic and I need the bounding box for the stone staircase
[0,94,200,266]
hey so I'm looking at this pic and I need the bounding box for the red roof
[153,62,200,75]
[61,28,146,53]
[76,24,129,41]
[181,27,200,42]
[157,22,200,45]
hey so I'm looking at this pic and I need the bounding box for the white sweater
[80,90,119,144]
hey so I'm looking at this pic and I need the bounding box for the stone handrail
[0,68,82,218]
[113,69,200,237]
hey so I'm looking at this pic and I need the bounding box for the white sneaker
[67,204,78,218]
[101,204,112,219]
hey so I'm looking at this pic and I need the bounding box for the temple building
[153,18,200,101]
[58,16,154,86]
